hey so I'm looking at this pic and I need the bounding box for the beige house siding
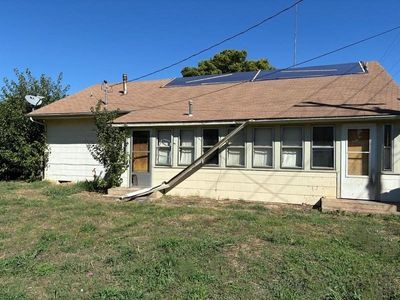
[45,118,105,182]
[42,119,400,204]
[152,168,336,204]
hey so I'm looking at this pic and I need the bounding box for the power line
[130,24,400,113]
[111,0,304,86]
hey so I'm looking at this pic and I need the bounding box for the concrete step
[321,198,400,215]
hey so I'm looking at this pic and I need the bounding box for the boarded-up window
[347,129,369,176]
[132,131,150,172]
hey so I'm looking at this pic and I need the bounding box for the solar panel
[255,62,365,82]
[163,62,366,88]
[164,71,258,87]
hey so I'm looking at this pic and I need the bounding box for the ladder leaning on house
[120,120,252,201]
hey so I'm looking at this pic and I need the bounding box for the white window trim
[311,125,335,170]
[178,129,195,166]
[252,127,274,169]
[202,128,220,166]
[156,130,173,166]
[382,124,393,172]
[280,126,304,169]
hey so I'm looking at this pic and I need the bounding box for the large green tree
[0,69,69,180]
[181,49,274,77]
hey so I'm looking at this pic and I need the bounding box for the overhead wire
[127,24,400,113]
[111,0,304,86]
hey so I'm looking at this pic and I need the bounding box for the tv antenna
[25,95,45,107]
[101,80,112,105]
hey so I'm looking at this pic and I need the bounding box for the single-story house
[28,61,400,205]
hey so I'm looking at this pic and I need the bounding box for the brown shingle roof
[29,61,400,123]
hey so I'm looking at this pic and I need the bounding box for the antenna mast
[293,2,299,65]
[101,80,112,106]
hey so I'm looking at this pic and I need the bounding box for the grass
[0,181,399,299]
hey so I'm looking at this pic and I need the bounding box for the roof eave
[112,114,400,127]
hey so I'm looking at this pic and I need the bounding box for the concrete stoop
[321,198,400,215]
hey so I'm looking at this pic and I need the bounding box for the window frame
[382,124,393,172]
[226,128,246,168]
[311,125,335,170]
[202,128,220,166]
[280,126,304,169]
[155,129,173,166]
[178,129,195,166]
[252,127,274,169]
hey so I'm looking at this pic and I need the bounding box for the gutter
[112,114,400,127]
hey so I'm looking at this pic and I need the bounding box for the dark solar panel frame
[164,62,366,88]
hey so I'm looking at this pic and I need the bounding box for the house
[28,61,400,205]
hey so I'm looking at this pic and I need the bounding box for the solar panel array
[164,62,366,88]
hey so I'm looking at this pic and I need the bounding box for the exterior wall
[45,118,105,182]
[153,168,336,205]
[149,125,338,205]
[377,121,400,202]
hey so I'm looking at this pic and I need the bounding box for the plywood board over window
[132,131,150,172]
[347,129,369,176]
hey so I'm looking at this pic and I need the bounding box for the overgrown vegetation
[88,102,128,191]
[181,49,274,77]
[0,181,399,299]
[0,69,69,181]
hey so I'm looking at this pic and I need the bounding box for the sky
[1,0,400,94]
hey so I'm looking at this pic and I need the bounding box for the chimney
[122,74,128,95]
[188,100,193,117]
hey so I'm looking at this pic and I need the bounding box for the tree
[88,102,128,191]
[0,69,69,180]
[181,49,274,77]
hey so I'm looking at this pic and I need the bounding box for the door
[341,125,377,200]
[131,131,151,187]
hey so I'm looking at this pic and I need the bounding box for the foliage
[88,102,128,190]
[0,181,400,299]
[181,49,274,77]
[0,69,69,180]
[79,174,108,193]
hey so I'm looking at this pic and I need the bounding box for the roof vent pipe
[122,74,128,95]
[188,100,193,117]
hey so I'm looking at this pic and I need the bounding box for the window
[179,129,194,165]
[312,126,334,169]
[281,127,303,168]
[253,128,273,168]
[383,124,392,171]
[203,129,219,165]
[347,129,370,176]
[156,130,172,166]
[226,129,245,167]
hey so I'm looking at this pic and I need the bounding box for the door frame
[130,129,152,187]
[340,123,377,200]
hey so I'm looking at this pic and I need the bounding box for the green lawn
[0,181,399,300]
